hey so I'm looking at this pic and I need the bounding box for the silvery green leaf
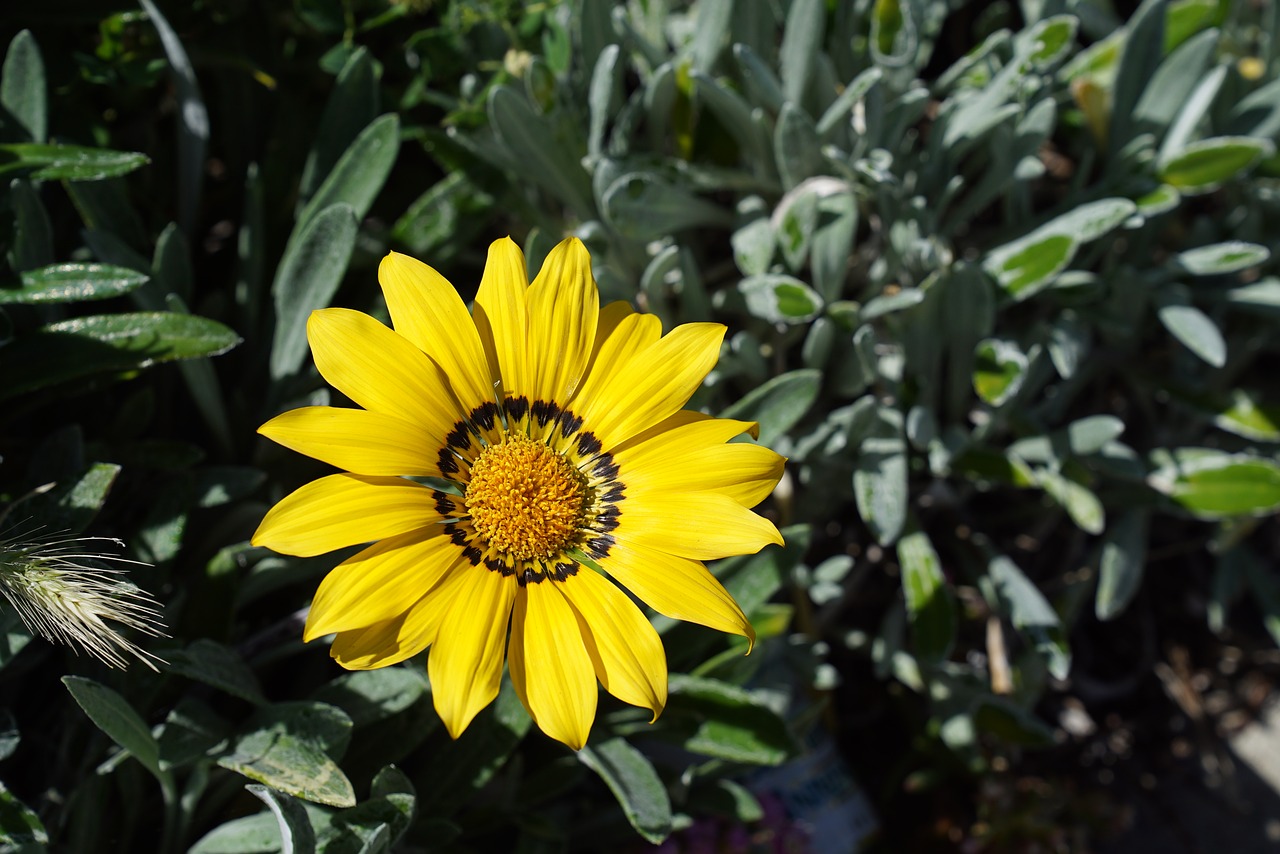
[1046,312,1089,379]
[295,114,399,233]
[1018,14,1078,70]
[299,47,377,204]
[988,556,1070,679]
[1157,64,1226,161]
[269,203,358,380]
[973,338,1027,406]
[601,173,731,240]
[802,316,835,368]
[690,0,733,70]
[1152,453,1280,519]
[0,263,147,304]
[720,369,821,447]
[691,70,772,168]
[1158,136,1274,195]
[861,288,925,320]
[1135,183,1180,216]
[1155,284,1226,367]
[578,739,673,844]
[1096,511,1148,620]
[816,67,882,139]
[1,30,46,142]
[731,217,774,276]
[1037,469,1105,534]
[810,189,857,302]
[1129,28,1218,145]
[1226,75,1280,139]
[1174,242,1269,276]
[773,186,817,271]
[1107,0,1167,156]
[487,85,594,220]
[853,406,908,546]
[774,103,825,189]
[588,44,621,160]
[733,43,785,113]
[739,274,823,324]
[246,785,316,854]
[779,0,824,105]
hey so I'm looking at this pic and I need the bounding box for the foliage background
[2,0,1280,850]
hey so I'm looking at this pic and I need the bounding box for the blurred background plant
[3,0,1280,851]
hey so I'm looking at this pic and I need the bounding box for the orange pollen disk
[464,434,589,561]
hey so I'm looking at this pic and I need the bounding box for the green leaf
[0,142,148,180]
[587,44,621,159]
[601,173,732,240]
[1108,0,1167,154]
[1135,183,1180,216]
[300,47,378,203]
[1158,136,1274,194]
[140,0,207,235]
[739,274,823,324]
[1037,469,1106,534]
[774,103,825,189]
[668,674,797,766]
[897,528,956,664]
[0,312,240,400]
[1022,14,1077,69]
[8,177,53,272]
[0,263,148,304]
[311,668,429,728]
[1160,454,1280,518]
[720,369,821,447]
[986,233,1075,297]
[296,114,400,233]
[731,218,774,277]
[1211,390,1280,441]
[63,676,167,784]
[1,30,47,142]
[988,556,1070,679]
[190,811,310,854]
[973,338,1027,405]
[0,780,47,846]
[811,189,858,301]
[217,702,356,808]
[1175,242,1270,276]
[166,639,266,704]
[578,738,673,845]
[853,406,908,546]
[487,85,593,221]
[26,461,120,533]
[779,0,823,105]
[1096,511,1148,620]
[269,203,358,379]
[246,785,316,854]
[1156,285,1226,367]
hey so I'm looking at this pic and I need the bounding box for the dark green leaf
[989,556,1070,679]
[0,263,148,305]
[720,369,821,447]
[246,785,316,854]
[63,676,167,784]
[269,203,358,379]
[296,114,400,233]
[1156,286,1226,367]
[1158,136,1273,194]
[1,30,47,142]
[0,780,47,846]
[1096,511,1148,620]
[300,47,378,203]
[668,674,797,766]
[0,142,148,180]
[578,738,673,844]
[166,640,266,704]
[601,173,731,240]
[1162,454,1280,518]
[853,407,908,546]
[897,529,955,664]
[217,702,356,808]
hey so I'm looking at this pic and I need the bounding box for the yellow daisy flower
[252,236,785,749]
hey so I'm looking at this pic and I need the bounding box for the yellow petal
[527,237,598,404]
[559,568,667,720]
[258,406,441,476]
[429,567,516,739]
[576,323,725,448]
[377,252,494,413]
[612,411,759,454]
[569,309,662,414]
[304,529,465,640]
[601,537,754,646]
[252,473,442,557]
[622,441,786,507]
[509,581,597,750]
[307,308,459,439]
[329,575,460,670]
[620,491,783,560]
[472,237,531,400]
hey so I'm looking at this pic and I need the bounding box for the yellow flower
[252,237,785,749]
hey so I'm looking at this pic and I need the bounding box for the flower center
[464,434,589,561]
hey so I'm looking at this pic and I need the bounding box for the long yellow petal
[620,491,783,560]
[509,581,597,750]
[307,308,459,439]
[304,529,465,640]
[258,406,440,476]
[429,567,516,739]
[527,237,598,404]
[569,309,662,414]
[251,473,441,557]
[576,323,725,447]
[601,538,754,645]
[611,411,760,455]
[472,237,531,400]
[560,568,667,720]
[377,252,494,414]
[623,442,785,507]
[329,573,461,669]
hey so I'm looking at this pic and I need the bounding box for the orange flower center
[464,434,588,561]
